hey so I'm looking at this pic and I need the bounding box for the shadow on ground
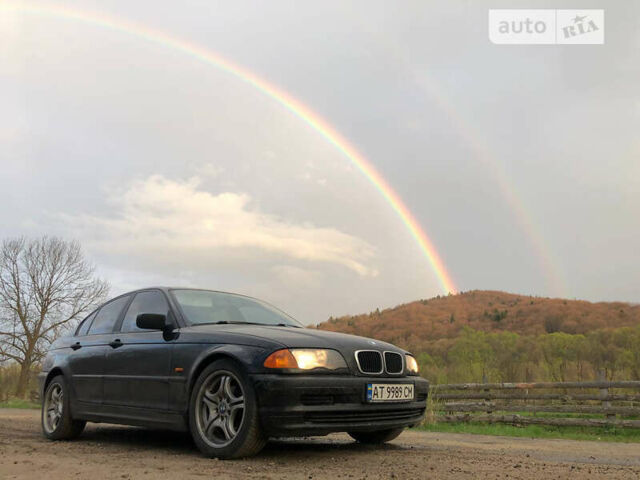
[77,425,406,459]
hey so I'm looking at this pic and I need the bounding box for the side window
[76,311,97,336]
[120,291,170,333]
[88,296,131,335]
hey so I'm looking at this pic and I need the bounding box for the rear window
[75,311,97,336]
[88,295,131,335]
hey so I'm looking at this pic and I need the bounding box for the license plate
[366,383,414,403]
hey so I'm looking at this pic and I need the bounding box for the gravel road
[1,409,639,479]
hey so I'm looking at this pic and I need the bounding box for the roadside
[0,399,39,410]
[1,409,640,479]
[419,421,640,443]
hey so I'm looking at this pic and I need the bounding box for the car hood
[182,323,403,352]
[178,324,410,376]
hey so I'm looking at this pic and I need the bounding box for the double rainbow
[1,2,457,294]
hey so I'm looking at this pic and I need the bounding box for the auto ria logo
[489,9,604,44]
[563,14,599,39]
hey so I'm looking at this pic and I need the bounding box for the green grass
[415,421,640,443]
[0,398,40,409]
[488,411,639,420]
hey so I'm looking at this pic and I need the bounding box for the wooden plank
[436,413,640,428]
[434,392,640,401]
[440,402,640,416]
[431,381,640,391]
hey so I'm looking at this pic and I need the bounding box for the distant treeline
[416,326,640,384]
[319,290,640,340]
[0,363,38,402]
[317,290,640,384]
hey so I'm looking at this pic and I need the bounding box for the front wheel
[348,428,404,444]
[189,360,266,459]
[41,375,86,440]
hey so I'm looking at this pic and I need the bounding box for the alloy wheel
[44,383,64,434]
[195,371,245,447]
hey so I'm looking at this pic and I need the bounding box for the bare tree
[0,237,109,397]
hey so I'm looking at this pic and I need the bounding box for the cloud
[59,175,376,276]
[271,265,324,287]
[192,162,224,179]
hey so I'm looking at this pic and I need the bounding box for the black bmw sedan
[39,287,429,458]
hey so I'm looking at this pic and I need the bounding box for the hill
[317,290,640,352]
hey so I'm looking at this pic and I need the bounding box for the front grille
[384,352,403,374]
[355,350,383,374]
[305,407,425,425]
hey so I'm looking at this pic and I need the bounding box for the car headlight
[405,354,419,374]
[264,348,347,371]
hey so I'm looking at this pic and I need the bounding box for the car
[39,287,429,458]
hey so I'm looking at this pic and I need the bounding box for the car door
[67,295,132,410]
[103,289,174,411]
[66,310,103,406]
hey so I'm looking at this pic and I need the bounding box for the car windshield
[170,289,303,328]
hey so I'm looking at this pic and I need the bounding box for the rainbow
[1,1,458,293]
[411,74,567,296]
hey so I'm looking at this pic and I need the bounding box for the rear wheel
[41,375,86,440]
[189,360,266,459]
[348,428,404,444]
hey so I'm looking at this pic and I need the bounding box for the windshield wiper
[230,321,301,327]
[198,320,301,327]
[202,321,274,326]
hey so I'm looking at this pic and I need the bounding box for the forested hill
[317,290,640,349]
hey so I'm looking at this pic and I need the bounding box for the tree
[585,330,619,380]
[539,332,585,382]
[0,237,108,397]
[448,328,493,382]
[486,331,523,382]
[614,326,640,380]
[544,314,565,333]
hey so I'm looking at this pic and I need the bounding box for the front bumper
[251,374,429,436]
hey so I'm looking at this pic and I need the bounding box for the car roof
[119,287,260,300]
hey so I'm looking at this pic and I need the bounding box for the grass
[0,398,40,409]
[418,396,640,442]
[415,421,640,443]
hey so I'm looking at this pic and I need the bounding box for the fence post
[598,370,614,422]
[482,374,492,415]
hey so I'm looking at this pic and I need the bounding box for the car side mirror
[136,313,169,331]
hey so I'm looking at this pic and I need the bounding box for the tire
[348,428,404,444]
[188,359,266,459]
[41,375,86,440]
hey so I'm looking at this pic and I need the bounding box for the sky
[1,0,639,324]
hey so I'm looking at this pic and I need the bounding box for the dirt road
[1,409,639,479]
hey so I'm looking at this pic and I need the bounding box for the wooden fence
[431,380,640,428]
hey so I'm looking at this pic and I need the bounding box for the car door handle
[71,342,82,351]
[109,339,123,349]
